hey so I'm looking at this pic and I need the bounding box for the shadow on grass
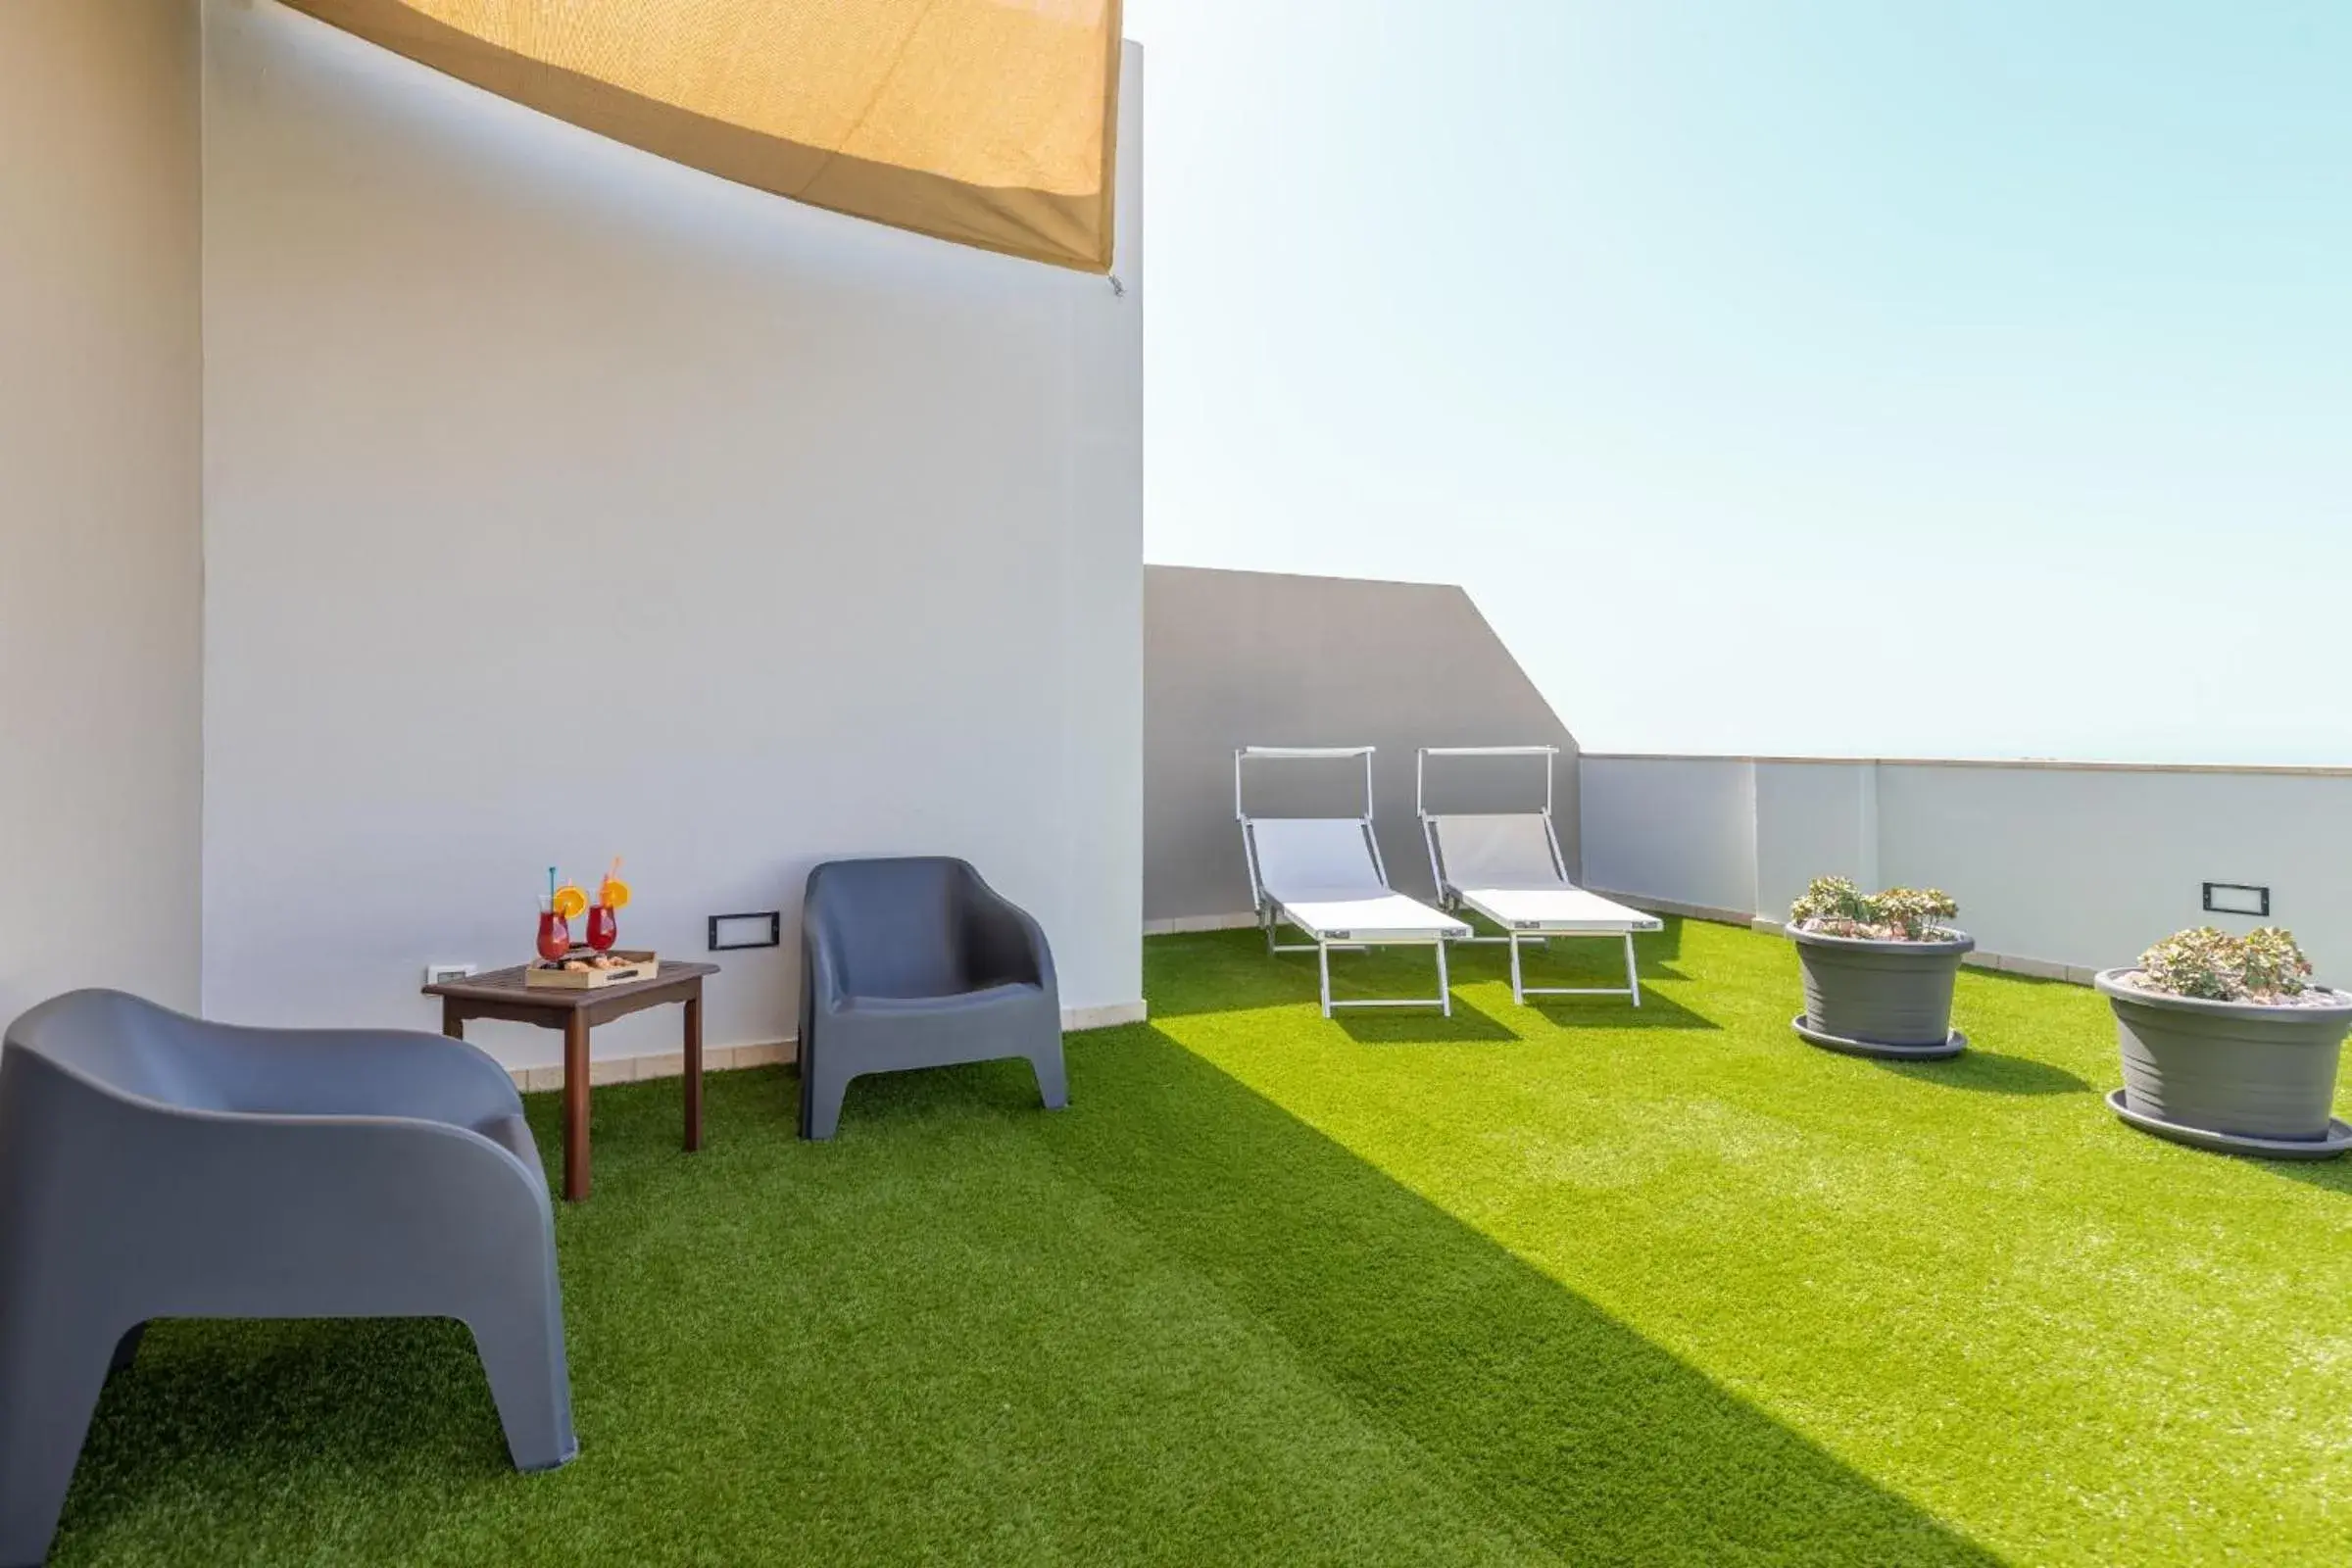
[1147,927,1699,1025]
[2258,1156,2352,1196]
[1145,934,1499,1025]
[1615,910,1689,963]
[2143,1115,2352,1195]
[2076,1104,2352,1196]
[1335,994,1519,1045]
[1042,1027,1998,1566]
[1524,990,1722,1032]
[1874,1049,2092,1097]
[1444,933,1692,990]
[1144,930,1349,1018]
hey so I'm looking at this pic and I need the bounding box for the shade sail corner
[280,0,1123,270]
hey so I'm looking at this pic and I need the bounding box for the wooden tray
[524,950,662,989]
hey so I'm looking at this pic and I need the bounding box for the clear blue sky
[1123,1,2351,763]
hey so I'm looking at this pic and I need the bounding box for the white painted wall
[1875,763,2352,985]
[0,0,204,1025]
[200,2,1144,1066]
[1754,761,1878,920]
[1583,754,2352,987]
[1578,758,1756,920]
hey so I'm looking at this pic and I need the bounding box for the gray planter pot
[1787,923,1975,1060]
[2095,970,2352,1157]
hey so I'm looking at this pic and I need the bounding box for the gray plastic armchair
[0,990,574,1568]
[798,857,1067,1141]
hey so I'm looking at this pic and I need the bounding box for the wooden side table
[423,960,719,1202]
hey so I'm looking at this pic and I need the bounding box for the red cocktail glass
[537,909,572,962]
[585,906,618,953]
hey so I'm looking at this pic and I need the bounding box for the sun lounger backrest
[1248,817,1387,901]
[1427,813,1565,891]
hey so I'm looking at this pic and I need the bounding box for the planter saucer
[2104,1088,2352,1161]
[1791,1015,1966,1061]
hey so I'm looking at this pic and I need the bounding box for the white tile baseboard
[1063,1000,1148,1030]
[512,1039,793,1093]
[1142,910,1261,935]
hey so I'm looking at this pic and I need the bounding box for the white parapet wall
[1582,754,2352,986]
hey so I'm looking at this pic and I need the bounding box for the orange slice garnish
[599,877,631,910]
[553,883,589,920]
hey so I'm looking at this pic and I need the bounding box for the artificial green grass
[52,920,2352,1564]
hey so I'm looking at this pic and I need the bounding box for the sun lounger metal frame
[1416,745,1660,1006]
[1236,746,1468,1017]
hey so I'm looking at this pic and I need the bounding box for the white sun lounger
[1237,747,1470,1017]
[1417,746,1662,1006]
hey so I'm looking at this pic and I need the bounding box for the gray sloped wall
[1145,565,1580,924]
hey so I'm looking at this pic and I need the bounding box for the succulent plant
[2241,927,2315,998]
[2137,926,2313,1003]
[1873,887,1962,942]
[2136,926,2243,1000]
[1789,876,1960,942]
[1788,876,1869,928]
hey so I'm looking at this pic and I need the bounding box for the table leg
[683,984,704,1152]
[563,1011,591,1202]
[441,1000,465,1040]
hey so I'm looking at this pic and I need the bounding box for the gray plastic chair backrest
[808,857,980,1000]
[6,990,233,1111]
[6,989,528,1133]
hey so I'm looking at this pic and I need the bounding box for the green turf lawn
[52,920,2352,1565]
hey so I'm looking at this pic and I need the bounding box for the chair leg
[466,1258,578,1473]
[0,1313,119,1568]
[1508,931,1526,1005]
[1030,1041,1069,1111]
[796,1030,813,1140]
[1625,932,1642,1007]
[1318,942,1334,1018]
[1437,940,1453,1017]
[805,1060,854,1141]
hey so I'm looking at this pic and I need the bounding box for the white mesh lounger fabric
[1417,748,1662,1006]
[1236,749,1469,1017]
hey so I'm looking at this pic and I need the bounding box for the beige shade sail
[279,0,1122,271]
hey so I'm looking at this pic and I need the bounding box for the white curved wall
[199,3,1145,1065]
[0,0,204,1025]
